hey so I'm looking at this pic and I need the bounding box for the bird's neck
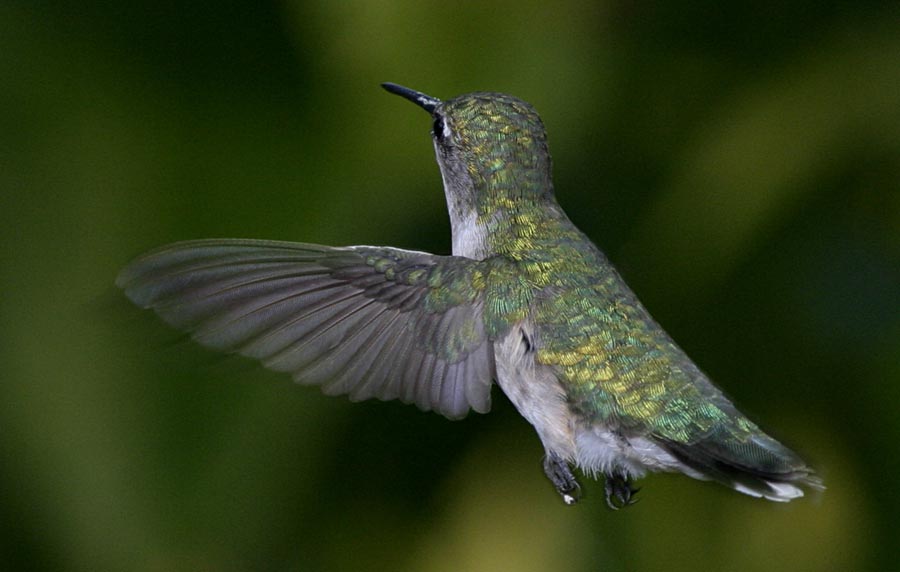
[447,177,582,261]
[438,142,585,261]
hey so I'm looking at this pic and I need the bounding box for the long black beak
[381,82,441,113]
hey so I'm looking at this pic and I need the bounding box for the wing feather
[118,239,495,419]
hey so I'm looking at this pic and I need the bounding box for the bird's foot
[604,473,640,510]
[543,452,581,505]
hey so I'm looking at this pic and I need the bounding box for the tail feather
[660,433,823,502]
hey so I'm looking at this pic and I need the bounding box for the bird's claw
[543,452,582,505]
[604,473,640,510]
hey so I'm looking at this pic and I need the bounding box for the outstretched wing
[117,239,495,419]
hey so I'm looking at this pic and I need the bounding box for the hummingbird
[118,82,822,508]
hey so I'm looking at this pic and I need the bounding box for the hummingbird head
[383,83,555,257]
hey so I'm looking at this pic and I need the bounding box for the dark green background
[3,1,899,570]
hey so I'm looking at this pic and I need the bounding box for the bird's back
[519,236,821,500]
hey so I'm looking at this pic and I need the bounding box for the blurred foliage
[2,1,899,571]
